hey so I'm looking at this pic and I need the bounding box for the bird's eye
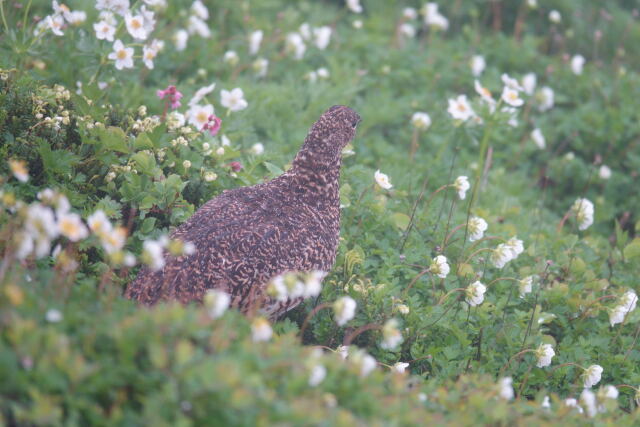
[351,120,358,129]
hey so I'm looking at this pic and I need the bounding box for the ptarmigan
[126,105,361,318]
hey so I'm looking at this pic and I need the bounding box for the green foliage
[1,0,640,424]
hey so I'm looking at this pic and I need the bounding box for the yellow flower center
[457,103,467,112]
[117,49,127,60]
[60,220,78,236]
[131,19,142,30]
[196,111,208,123]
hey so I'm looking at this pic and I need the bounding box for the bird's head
[306,105,361,152]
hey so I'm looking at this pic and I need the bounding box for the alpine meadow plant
[1,0,640,424]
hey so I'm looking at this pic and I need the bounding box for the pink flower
[202,114,222,136]
[157,85,183,110]
[228,161,242,172]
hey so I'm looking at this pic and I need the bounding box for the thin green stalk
[0,0,9,34]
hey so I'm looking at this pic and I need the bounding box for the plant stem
[299,302,330,339]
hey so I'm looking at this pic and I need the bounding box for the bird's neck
[289,144,342,205]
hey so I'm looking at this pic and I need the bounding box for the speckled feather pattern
[125,105,361,318]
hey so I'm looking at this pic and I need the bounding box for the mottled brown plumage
[126,105,361,317]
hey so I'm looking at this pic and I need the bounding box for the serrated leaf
[131,151,156,176]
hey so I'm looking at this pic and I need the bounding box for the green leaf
[390,212,411,231]
[133,133,155,150]
[96,126,129,153]
[131,151,156,176]
[623,238,640,260]
[263,161,284,177]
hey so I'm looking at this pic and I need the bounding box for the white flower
[87,210,112,235]
[580,389,597,418]
[285,33,306,60]
[182,160,191,169]
[470,55,486,77]
[399,23,416,38]
[108,40,134,70]
[429,255,450,279]
[94,20,116,42]
[501,87,524,107]
[599,384,619,400]
[66,10,86,25]
[142,238,165,270]
[313,26,332,50]
[57,212,89,242]
[46,14,65,36]
[308,364,327,386]
[466,281,487,307]
[9,159,29,182]
[174,29,189,51]
[531,128,546,149]
[191,0,209,20]
[186,104,214,130]
[380,319,403,350]
[571,198,594,230]
[352,20,363,29]
[474,80,495,106]
[252,58,269,77]
[411,112,432,130]
[350,349,377,377]
[189,83,216,106]
[565,398,584,414]
[46,308,63,323]
[100,227,127,254]
[598,165,611,180]
[403,7,418,20]
[167,111,186,129]
[609,304,628,327]
[333,296,357,326]
[453,176,470,200]
[142,43,158,69]
[25,204,59,241]
[541,395,551,409]
[374,170,393,190]
[535,343,555,368]
[204,171,218,182]
[468,216,488,242]
[203,289,230,319]
[549,10,562,24]
[246,142,264,156]
[423,3,449,30]
[393,362,410,373]
[346,0,363,13]
[299,22,311,40]
[501,73,524,91]
[316,67,330,79]
[251,317,273,342]
[125,13,147,40]
[223,50,239,66]
[571,54,585,75]
[519,276,533,297]
[498,377,514,400]
[139,6,156,33]
[336,345,349,360]
[522,72,537,95]
[537,86,555,112]
[249,30,263,55]
[303,271,325,298]
[620,291,637,313]
[188,15,210,38]
[505,237,524,258]
[220,88,248,112]
[447,95,475,121]
[583,364,603,388]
